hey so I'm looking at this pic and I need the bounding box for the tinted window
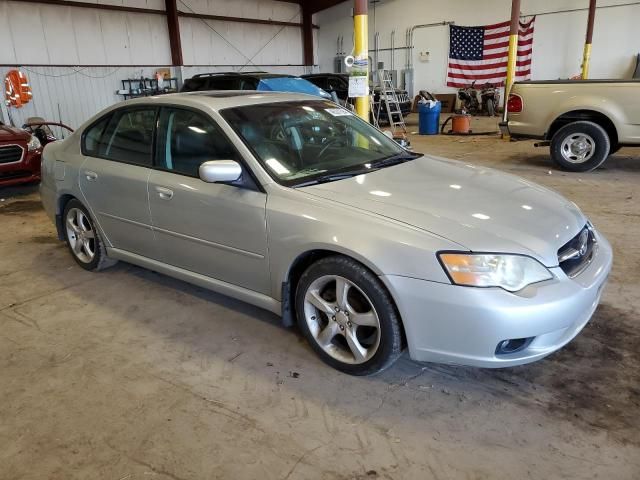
[101,108,156,166]
[156,108,239,177]
[239,78,258,90]
[83,115,111,156]
[181,77,207,92]
[208,77,239,90]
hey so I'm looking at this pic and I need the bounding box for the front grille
[0,145,24,164]
[558,225,596,278]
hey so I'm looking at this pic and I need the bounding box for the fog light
[495,337,533,355]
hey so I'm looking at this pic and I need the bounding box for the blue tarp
[257,77,332,99]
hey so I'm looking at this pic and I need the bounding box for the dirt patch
[428,303,640,446]
[30,235,61,245]
[0,200,43,215]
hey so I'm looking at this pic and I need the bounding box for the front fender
[266,185,459,301]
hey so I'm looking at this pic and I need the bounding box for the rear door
[148,106,269,294]
[79,107,158,258]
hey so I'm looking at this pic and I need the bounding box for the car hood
[301,156,586,266]
[0,124,29,143]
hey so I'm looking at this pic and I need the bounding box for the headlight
[438,253,553,292]
[27,135,41,152]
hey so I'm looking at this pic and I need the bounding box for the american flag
[446,17,535,88]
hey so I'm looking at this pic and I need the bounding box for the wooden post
[581,0,597,79]
[302,4,314,67]
[165,0,183,66]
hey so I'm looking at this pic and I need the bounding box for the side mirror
[199,160,242,183]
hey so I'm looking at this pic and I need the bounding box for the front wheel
[550,121,610,172]
[295,256,404,376]
[486,99,495,117]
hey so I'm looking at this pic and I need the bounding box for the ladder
[377,70,406,133]
[369,95,379,128]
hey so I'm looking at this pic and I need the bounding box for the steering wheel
[317,137,348,158]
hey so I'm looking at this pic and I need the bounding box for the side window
[239,78,258,90]
[101,108,157,166]
[156,108,239,177]
[82,115,111,156]
[208,77,239,90]
[311,77,328,90]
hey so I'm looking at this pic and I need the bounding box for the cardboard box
[435,94,457,113]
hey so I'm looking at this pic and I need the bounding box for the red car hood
[0,124,29,144]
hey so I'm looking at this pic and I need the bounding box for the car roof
[190,72,295,80]
[123,91,328,110]
[302,73,346,78]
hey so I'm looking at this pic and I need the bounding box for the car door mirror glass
[199,160,242,183]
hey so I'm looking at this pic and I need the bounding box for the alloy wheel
[65,207,96,264]
[303,275,381,364]
[560,133,595,164]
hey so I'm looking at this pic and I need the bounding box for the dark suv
[181,72,332,99]
[301,73,412,117]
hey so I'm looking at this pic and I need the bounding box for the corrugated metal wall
[2,66,174,129]
[0,0,314,129]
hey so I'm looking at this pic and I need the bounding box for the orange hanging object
[4,69,33,108]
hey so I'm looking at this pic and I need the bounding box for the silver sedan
[40,92,612,375]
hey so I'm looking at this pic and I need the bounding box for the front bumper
[382,230,613,368]
[0,149,42,187]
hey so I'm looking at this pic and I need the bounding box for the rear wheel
[63,199,116,271]
[550,121,610,172]
[295,256,403,376]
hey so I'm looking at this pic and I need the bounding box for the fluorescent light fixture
[522,205,533,210]
[449,184,462,190]
[370,190,391,197]
[472,213,490,220]
[188,126,207,134]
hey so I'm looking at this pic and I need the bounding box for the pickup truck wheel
[609,144,622,155]
[550,121,610,172]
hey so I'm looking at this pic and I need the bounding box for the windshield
[221,101,409,187]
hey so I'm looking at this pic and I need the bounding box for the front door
[79,107,158,258]
[148,107,269,294]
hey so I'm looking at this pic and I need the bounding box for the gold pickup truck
[503,79,640,171]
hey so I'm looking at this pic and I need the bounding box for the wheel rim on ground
[560,133,596,164]
[65,207,96,264]
[303,275,381,365]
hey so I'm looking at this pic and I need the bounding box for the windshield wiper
[371,151,423,168]
[293,166,380,187]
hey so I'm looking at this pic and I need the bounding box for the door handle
[155,186,174,200]
[84,170,98,181]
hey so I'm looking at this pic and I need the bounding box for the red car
[0,121,43,187]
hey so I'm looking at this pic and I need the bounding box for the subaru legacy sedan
[40,91,612,376]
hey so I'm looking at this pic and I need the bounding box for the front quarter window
[221,101,408,186]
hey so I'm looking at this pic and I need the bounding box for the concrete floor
[1,117,639,480]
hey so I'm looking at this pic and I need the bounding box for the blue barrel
[418,101,441,135]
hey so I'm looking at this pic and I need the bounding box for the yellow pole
[354,0,369,121]
[502,0,521,140]
[581,0,597,79]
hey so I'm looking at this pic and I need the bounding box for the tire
[63,199,116,271]
[550,121,610,172]
[609,144,622,155]
[295,255,403,376]
[486,99,495,117]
